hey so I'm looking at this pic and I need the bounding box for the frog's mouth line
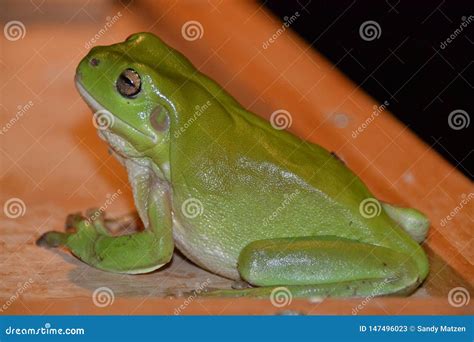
[75,74,156,147]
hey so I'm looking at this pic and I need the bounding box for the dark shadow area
[263,0,473,179]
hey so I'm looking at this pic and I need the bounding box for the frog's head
[75,32,195,161]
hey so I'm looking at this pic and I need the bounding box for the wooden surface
[0,0,472,315]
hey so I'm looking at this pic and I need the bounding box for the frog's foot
[36,208,172,274]
[202,236,427,298]
[37,208,113,248]
[36,212,89,248]
[382,203,430,243]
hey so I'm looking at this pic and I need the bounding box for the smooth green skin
[38,33,430,297]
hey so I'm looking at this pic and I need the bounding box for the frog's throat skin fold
[38,32,430,298]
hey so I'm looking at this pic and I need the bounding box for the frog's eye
[116,69,141,98]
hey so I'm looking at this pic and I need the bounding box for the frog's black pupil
[117,69,141,98]
[120,74,134,86]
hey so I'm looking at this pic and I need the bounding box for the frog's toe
[36,231,69,248]
[85,207,105,223]
[65,212,86,231]
[38,210,104,249]
[38,212,89,248]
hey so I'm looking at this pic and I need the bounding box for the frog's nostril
[90,58,100,67]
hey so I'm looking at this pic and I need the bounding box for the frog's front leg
[37,186,173,274]
[205,236,424,298]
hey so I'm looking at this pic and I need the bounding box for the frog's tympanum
[38,33,430,297]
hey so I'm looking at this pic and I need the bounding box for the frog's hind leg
[203,236,425,298]
[381,203,430,243]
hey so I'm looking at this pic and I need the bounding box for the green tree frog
[38,33,430,297]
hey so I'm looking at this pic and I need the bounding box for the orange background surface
[0,0,472,314]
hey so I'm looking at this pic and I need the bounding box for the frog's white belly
[171,214,240,280]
